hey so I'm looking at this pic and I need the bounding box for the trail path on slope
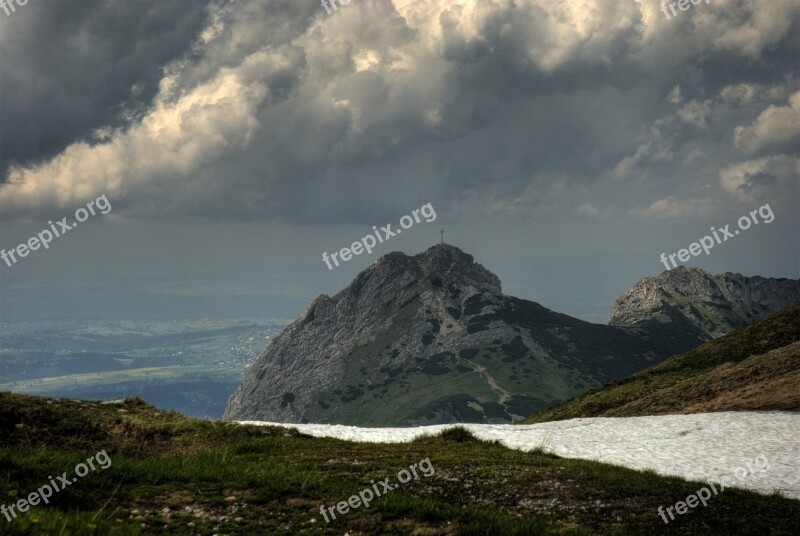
[239,411,800,499]
[459,357,511,404]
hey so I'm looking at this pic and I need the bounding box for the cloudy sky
[1,0,798,324]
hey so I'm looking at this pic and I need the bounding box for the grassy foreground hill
[1,393,799,534]
[523,304,800,424]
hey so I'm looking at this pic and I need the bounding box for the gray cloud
[1,0,798,226]
[734,91,800,156]
[0,0,211,176]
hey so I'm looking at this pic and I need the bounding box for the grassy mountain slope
[1,392,799,535]
[295,294,686,426]
[523,304,800,424]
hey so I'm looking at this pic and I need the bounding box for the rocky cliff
[224,245,691,426]
[609,267,800,340]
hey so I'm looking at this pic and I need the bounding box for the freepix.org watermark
[322,203,436,270]
[0,0,30,17]
[320,458,435,523]
[320,0,351,16]
[1,450,112,522]
[657,454,769,524]
[661,0,711,21]
[659,203,774,270]
[1,194,111,269]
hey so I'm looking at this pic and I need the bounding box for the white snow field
[239,411,800,499]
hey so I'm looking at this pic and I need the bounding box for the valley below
[0,318,288,419]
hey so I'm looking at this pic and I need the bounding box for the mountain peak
[416,242,474,262]
[609,268,800,339]
[224,245,678,425]
[375,243,475,269]
[367,244,501,296]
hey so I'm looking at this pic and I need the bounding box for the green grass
[1,392,798,534]
[522,304,800,423]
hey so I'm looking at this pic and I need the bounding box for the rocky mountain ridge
[224,246,799,426]
[609,267,800,340]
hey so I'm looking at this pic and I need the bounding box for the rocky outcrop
[224,245,689,426]
[609,267,800,340]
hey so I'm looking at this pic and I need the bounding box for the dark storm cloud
[0,0,212,176]
[0,0,798,225]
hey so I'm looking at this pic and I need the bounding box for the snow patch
[238,411,800,499]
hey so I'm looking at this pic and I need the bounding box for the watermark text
[320,458,435,522]
[1,194,112,269]
[322,202,436,270]
[1,450,112,522]
[659,203,773,270]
